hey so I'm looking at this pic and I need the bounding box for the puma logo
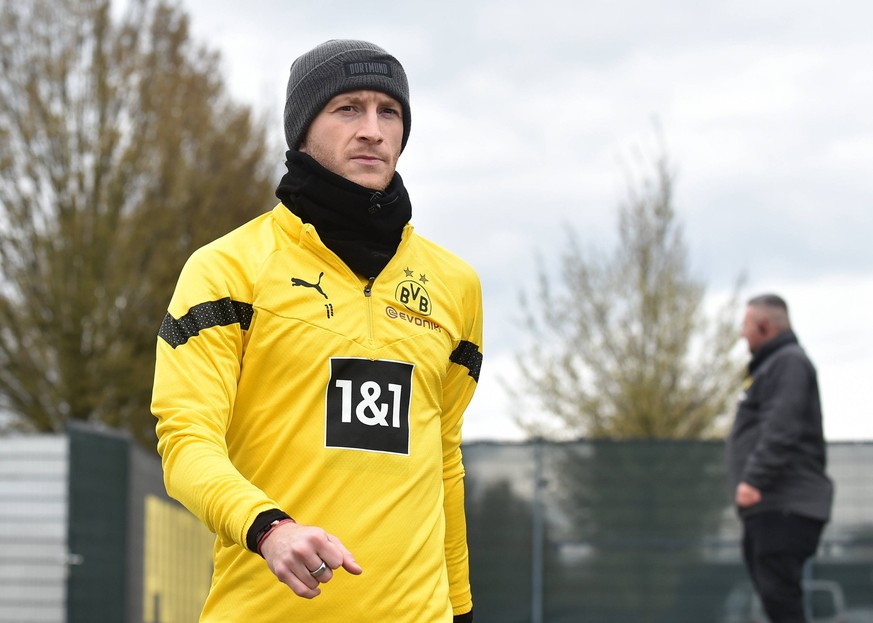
[292,272,328,299]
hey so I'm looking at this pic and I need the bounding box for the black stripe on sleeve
[158,298,254,349]
[450,340,482,382]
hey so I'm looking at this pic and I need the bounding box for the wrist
[256,518,295,557]
[246,508,293,553]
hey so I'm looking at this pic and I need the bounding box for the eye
[380,106,400,118]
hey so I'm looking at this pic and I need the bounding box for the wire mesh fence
[463,439,873,623]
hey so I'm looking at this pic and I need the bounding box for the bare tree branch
[0,0,276,444]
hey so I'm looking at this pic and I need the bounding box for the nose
[355,108,383,143]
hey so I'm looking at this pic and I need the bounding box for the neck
[275,152,412,277]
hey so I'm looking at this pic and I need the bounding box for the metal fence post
[532,438,544,623]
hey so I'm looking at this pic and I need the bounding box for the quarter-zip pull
[368,192,383,214]
[364,277,376,297]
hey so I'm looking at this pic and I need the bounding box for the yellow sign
[143,495,214,623]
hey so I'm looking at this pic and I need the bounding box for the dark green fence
[463,440,873,623]
[45,429,872,622]
[66,425,130,623]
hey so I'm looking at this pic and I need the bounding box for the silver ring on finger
[310,560,328,578]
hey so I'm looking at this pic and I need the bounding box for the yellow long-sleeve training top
[152,203,483,622]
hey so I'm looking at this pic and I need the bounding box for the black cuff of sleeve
[245,509,291,552]
[453,610,473,623]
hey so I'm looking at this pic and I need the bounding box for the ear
[757,322,767,335]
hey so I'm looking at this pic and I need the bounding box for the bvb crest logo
[395,271,432,316]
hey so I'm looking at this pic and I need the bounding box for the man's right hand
[259,522,363,598]
[735,481,762,508]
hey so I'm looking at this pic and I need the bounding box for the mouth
[350,154,385,165]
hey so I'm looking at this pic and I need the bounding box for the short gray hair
[748,293,791,329]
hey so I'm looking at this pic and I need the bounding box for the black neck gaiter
[275,151,411,278]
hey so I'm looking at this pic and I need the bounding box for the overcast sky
[176,0,873,441]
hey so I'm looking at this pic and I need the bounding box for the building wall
[0,435,69,623]
[0,428,213,623]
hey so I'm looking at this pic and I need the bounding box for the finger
[342,553,363,575]
[316,539,345,571]
[324,535,363,575]
[293,561,324,591]
[308,559,334,584]
[274,553,322,593]
[274,565,321,599]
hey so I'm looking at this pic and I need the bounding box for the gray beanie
[284,39,411,152]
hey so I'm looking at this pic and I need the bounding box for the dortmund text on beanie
[283,39,411,152]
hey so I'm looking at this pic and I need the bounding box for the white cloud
[178,0,873,440]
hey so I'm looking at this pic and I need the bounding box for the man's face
[741,306,767,354]
[299,90,403,191]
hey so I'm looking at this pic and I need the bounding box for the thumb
[329,535,363,575]
[343,554,363,575]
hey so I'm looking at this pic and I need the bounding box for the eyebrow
[332,92,400,108]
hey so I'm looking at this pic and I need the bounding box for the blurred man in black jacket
[727,293,833,623]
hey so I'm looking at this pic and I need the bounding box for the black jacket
[726,330,833,521]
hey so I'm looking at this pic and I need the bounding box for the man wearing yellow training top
[151,39,482,622]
